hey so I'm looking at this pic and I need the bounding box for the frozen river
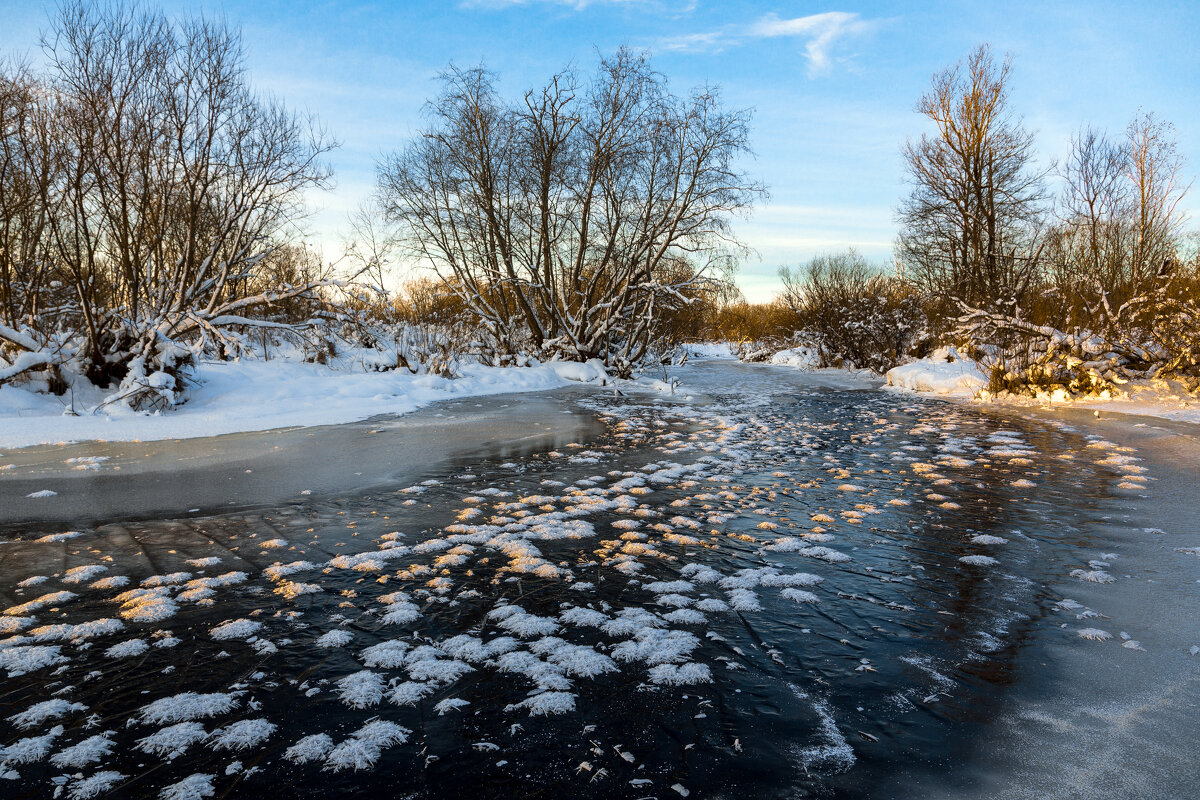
[1,360,1197,799]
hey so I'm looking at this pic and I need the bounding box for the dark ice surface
[1,361,1196,799]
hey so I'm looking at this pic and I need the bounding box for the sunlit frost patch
[139,693,239,725]
[0,616,35,634]
[209,619,263,640]
[63,564,108,584]
[30,617,124,642]
[115,588,179,623]
[4,591,78,616]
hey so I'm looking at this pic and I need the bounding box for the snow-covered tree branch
[0,2,339,405]
[376,49,765,376]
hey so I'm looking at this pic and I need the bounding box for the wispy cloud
[660,11,878,76]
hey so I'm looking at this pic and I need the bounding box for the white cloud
[656,30,726,52]
[660,11,879,76]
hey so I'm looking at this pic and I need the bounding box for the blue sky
[2,1,1197,301]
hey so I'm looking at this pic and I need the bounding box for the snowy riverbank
[885,347,1200,427]
[884,346,988,396]
[0,358,616,450]
[4,342,1198,452]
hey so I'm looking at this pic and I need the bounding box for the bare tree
[1049,125,1131,296]
[897,45,1048,309]
[1043,113,1192,334]
[0,58,60,337]
[1125,111,1190,281]
[958,111,1198,393]
[376,49,764,375]
[0,2,338,401]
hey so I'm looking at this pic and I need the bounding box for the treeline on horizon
[1,2,1196,411]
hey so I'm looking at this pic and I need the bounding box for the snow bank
[547,358,608,384]
[769,347,821,369]
[0,358,577,449]
[679,342,735,359]
[885,347,988,397]
[992,378,1200,426]
[883,347,1200,425]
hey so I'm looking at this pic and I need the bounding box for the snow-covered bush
[775,250,928,373]
[0,4,336,406]
[956,267,1200,397]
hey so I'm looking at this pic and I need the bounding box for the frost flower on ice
[105,638,150,658]
[211,719,276,751]
[648,662,713,685]
[208,619,263,640]
[1,725,64,764]
[284,733,333,764]
[336,671,385,708]
[0,645,68,677]
[505,691,576,716]
[315,629,354,649]
[8,698,88,729]
[139,692,239,725]
[137,722,209,759]
[68,771,126,800]
[159,774,215,800]
[434,698,470,715]
[1077,628,1113,641]
[50,732,116,768]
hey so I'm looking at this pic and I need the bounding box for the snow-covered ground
[884,346,989,397]
[679,342,736,359]
[768,345,821,369]
[886,346,1200,427]
[0,359,614,450]
[4,342,1198,452]
[991,379,1200,426]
